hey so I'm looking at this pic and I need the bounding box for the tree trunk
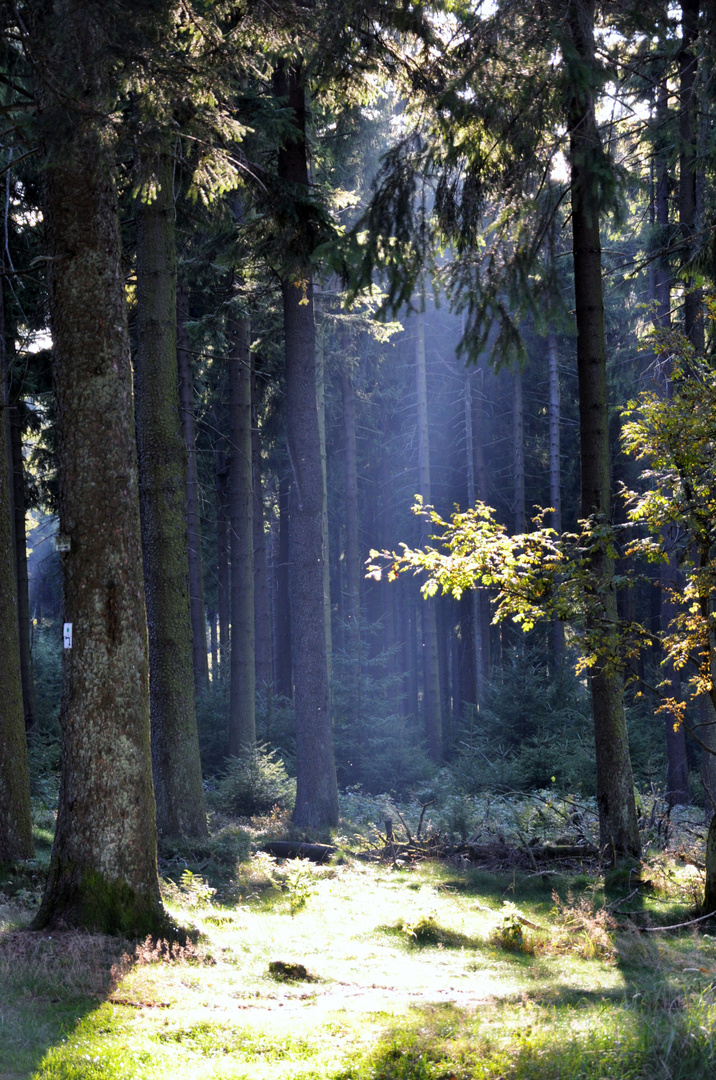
[566,0,640,860]
[547,330,565,670]
[9,397,36,730]
[415,307,442,760]
[0,282,33,862]
[134,148,207,839]
[252,357,273,701]
[215,447,230,680]
[464,365,482,702]
[315,317,333,687]
[679,0,703,349]
[228,311,256,755]
[177,282,209,693]
[274,466,292,698]
[512,367,525,534]
[341,354,361,654]
[31,4,164,930]
[275,60,338,825]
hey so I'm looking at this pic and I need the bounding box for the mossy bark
[30,1,165,931]
[0,285,33,863]
[566,0,640,860]
[134,148,207,838]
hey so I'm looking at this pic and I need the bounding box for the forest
[4,0,716,1077]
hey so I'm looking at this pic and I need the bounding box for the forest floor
[2,797,716,1079]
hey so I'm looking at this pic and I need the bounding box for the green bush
[213,745,295,817]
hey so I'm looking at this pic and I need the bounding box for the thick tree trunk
[566,0,640,860]
[275,60,338,825]
[0,283,33,862]
[32,4,164,930]
[228,312,256,755]
[415,307,442,760]
[134,149,207,839]
[9,398,36,730]
[177,282,209,693]
[252,359,273,701]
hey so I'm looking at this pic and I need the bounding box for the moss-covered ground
[1,799,716,1080]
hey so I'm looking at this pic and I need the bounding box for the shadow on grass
[0,926,130,1077]
[334,982,716,1080]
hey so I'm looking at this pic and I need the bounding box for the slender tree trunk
[341,354,361,653]
[252,358,273,701]
[215,447,230,680]
[0,281,33,862]
[134,148,207,839]
[415,306,442,760]
[209,609,218,682]
[31,4,164,930]
[566,0,640,860]
[315,317,333,687]
[274,467,292,698]
[177,282,209,693]
[464,364,482,703]
[512,367,525,534]
[228,312,256,755]
[9,397,36,729]
[679,0,703,349]
[547,331,565,670]
[275,60,338,825]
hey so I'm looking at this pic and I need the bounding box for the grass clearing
[2,804,716,1079]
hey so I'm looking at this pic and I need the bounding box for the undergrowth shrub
[212,745,295,817]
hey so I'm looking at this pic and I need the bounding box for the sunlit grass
[1,854,716,1080]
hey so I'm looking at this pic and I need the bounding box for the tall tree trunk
[274,466,292,698]
[134,148,207,839]
[215,447,230,680]
[415,306,442,760]
[566,0,640,860]
[341,354,361,654]
[9,397,36,729]
[31,3,164,930]
[547,331,565,670]
[275,60,338,825]
[228,311,256,755]
[252,358,273,701]
[652,64,691,805]
[464,365,482,703]
[0,281,33,862]
[177,282,209,693]
[512,367,525,534]
[315,317,333,687]
[679,0,703,349]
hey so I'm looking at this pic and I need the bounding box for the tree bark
[275,60,338,826]
[134,148,207,839]
[0,281,33,862]
[415,306,442,760]
[565,0,640,860]
[177,282,209,693]
[228,311,256,755]
[341,353,361,654]
[512,367,525,534]
[31,1,165,930]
